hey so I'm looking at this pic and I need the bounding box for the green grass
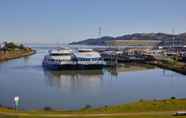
[0,115,183,118]
[1,99,186,118]
[77,99,186,113]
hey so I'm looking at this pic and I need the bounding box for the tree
[19,44,25,49]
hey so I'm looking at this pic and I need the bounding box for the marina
[1,0,186,117]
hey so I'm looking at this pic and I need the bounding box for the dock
[95,46,186,74]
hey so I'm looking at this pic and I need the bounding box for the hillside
[70,33,186,46]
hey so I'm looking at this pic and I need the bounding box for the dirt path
[0,111,177,117]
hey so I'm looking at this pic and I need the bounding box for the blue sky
[0,0,186,44]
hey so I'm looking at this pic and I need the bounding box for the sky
[0,0,186,44]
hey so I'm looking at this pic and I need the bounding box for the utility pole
[172,28,175,49]
[98,27,102,37]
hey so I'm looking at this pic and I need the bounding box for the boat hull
[43,63,105,70]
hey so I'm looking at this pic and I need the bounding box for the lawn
[1,98,186,118]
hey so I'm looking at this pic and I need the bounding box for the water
[0,47,186,110]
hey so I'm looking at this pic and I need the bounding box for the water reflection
[12,65,42,70]
[162,69,186,79]
[43,64,156,90]
[43,69,104,92]
[106,67,118,76]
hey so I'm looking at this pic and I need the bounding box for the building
[0,42,6,50]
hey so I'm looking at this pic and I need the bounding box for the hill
[70,33,186,46]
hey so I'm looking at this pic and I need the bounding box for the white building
[0,42,6,49]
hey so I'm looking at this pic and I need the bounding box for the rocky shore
[0,48,36,62]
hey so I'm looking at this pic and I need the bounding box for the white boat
[42,48,106,70]
[74,49,106,69]
[42,48,77,69]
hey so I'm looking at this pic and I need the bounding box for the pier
[96,45,186,74]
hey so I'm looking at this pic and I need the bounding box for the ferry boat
[74,49,106,69]
[42,48,106,70]
[42,48,77,69]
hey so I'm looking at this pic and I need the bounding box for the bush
[104,105,108,108]
[6,42,18,49]
[153,99,157,102]
[19,44,25,49]
[83,104,92,109]
[4,42,26,50]
[170,96,176,100]
[139,99,144,102]
[43,106,52,111]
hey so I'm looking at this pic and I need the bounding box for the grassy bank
[0,98,186,117]
[78,98,186,113]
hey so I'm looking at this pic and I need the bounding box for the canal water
[0,47,186,110]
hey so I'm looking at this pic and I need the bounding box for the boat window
[92,58,96,61]
[48,59,55,61]
[91,58,100,61]
[50,54,70,56]
[78,58,93,61]
[78,50,91,53]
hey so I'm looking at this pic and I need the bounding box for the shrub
[6,42,18,49]
[139,99,144,102]
[170,96,176,100]
[4,42,26,50]
[84,104,92,109]
[104,105,108,108]
[19,44,25,49]
[43,106,52,111]
[153,99,157,102]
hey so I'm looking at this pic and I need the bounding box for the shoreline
[112,61,186,75]
[145,60,186,75]
[0,48,36,62]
